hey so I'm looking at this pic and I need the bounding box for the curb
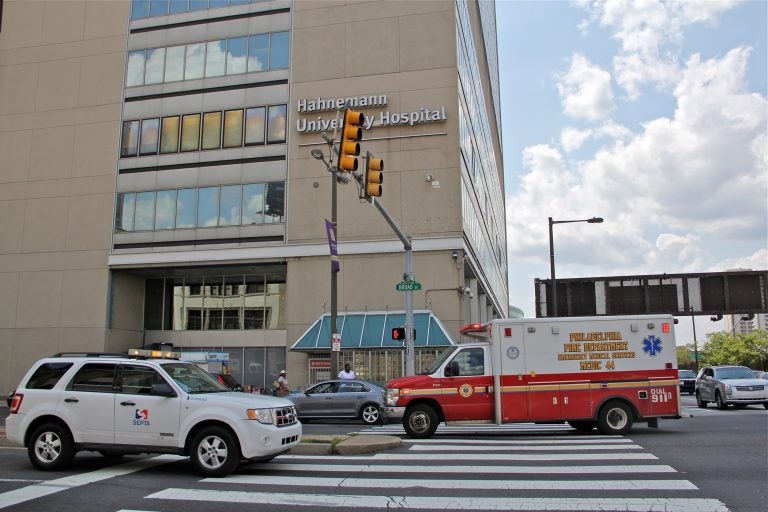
[290,434,401,455]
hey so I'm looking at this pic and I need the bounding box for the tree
[676,345,697,370]
[699,330,768,370]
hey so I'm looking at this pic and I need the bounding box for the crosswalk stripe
[278,451,656,461]
[400,436,630,444]
[242,462,678,474]
[147,488,728,512]
[408,443,642,451]
[209,474,698,490]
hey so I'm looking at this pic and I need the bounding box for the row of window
[131,0,267,20]
[126,32,289,87]
[120,104,287,157]
[144,275,286,331]
[115,182,284,232]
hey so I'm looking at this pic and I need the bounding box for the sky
[496,0,767,345]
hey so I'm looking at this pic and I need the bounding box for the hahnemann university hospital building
[0,0,507,392]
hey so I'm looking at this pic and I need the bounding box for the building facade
[0,0,507,392]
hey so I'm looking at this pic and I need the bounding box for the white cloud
[561,127,593,152]
[580,0,741,99]
[561,121,632,153]
[557,54,615,120]
[710,249,768,273]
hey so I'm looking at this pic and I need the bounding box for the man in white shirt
[338,363,356,380]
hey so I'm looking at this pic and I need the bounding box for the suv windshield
[161,362,229,394]
[679,370,696,378]
[714,367,756,380]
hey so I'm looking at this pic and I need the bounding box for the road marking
[210,474,698,490]
[408,443,642,451]
[0,455,183,510]
[400,436,630,444]
[0,479,43,483]
[147,488,728,511]
[244,462,678,474]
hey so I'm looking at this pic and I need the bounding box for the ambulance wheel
[190,426,241,477]
[597,401,633,435]
[568,420,597,432]
[404,404,438,438]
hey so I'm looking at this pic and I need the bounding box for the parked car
[754,370,767,380]
[5,352,300,476]
[678,369,696,395]
[209,372,244,392]
[695,365,768,410]
[287,379,385,424]
[6,390,14,408]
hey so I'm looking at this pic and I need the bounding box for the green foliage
[699,330,768,370]
[676,345,698,370]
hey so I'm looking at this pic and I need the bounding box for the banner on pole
[325,219,340,272]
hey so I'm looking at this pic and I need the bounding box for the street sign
[396,281,422,291]
[331,333,341,352]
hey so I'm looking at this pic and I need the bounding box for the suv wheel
[28,423,75,471]
[715,391,728,410]
[695,391,708,408]
[360,404,380,425]
[190,426,241,477]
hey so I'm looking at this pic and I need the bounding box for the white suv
[5,353,301,477]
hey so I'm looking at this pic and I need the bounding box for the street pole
[690,308,699,371]
[331,171,339,378]
[548,217,556,317]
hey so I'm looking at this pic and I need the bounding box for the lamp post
[548,216,603,317]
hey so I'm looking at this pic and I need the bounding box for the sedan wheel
[715,392,728,410]
[360,404,380,425]
[696,392,708,408]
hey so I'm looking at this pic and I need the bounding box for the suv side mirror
[444,361,460,377]
[151,383,177,397]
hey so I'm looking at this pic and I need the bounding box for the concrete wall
[0,0,129,390]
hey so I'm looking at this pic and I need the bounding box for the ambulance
[383,315,681,438]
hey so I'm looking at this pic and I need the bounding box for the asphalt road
[0,395,765,512]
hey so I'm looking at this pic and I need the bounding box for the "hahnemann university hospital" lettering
[295,94,447,134]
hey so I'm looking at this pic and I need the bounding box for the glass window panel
[265,280,286,329]
[134,191,155,231]
[226,37,247,75]
[223,276,244,330]
[126,51,146,86]
[139,118,160,155]
[120,120,139,157]
[164,45,185,82]
[269,31,290,69]
[131,0,150,20]
[201,111,222,150]
[243,347,265,387]
[155,190,177,230]
[204,276,223,330]
[242,183,264,224]
[185,43,205,80]
[149,0,169,16]
[222,109,243,148]
[160,116,180,154]
[267,104,287,143]
[205,40,226,77]
[144,48,166,84]
[184,276,204,330]
[229,0,249,5]
[210,0,228,8]
[176,188,197,228]
[169,0,189,13]
[180,114,201,151]
[219,185,241,226]
[197,187,219,227]
[115,193,135,231]
[244,275,265,330]
[247,35,269,72]
[189,0,208,10]
[265,181,284,223]
[244,107,265,145]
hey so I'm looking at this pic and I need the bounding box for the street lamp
[548,216,603,317]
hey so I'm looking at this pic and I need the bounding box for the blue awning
[291,310,455,351]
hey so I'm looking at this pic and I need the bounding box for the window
[115,193,136,231]
[126,51,146,86]
[248,34,269,72]
[197,187,219,227]
[223,109,243,148]
[139,118,160,155]
[134,191,156,231]
[180,113,201,151]
[244,107,266,145]
[176,188,197,228]
[169,0,189,14]
[144,48,166,84]
[130,0,150,20]
[265,181,284,223]
[270,31,290,69]
[453,348,484,376]
[160,116,180,154]
[69,364,117,393]
[226,37,248,75]
[219,185,241,226]
[155,190,177,229]
[26,363,73,390]
[164,45,186,82]
[148,0,169,17]
[201,111,222,150]
[267,104,286,143]
[120,365,167,395]
[185,43,205,80]
[121,120,139,157]
[242,183,265,224]
[205,40,226,77]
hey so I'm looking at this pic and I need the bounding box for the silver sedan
[287,379,385,424]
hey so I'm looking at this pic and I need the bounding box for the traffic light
[337,109,364,173]
[362,151,383,199]
[392,327,406,341]
[710,315,723,322]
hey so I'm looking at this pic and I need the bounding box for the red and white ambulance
[383,315,681,438]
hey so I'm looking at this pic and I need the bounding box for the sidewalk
[0,425,401,454]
